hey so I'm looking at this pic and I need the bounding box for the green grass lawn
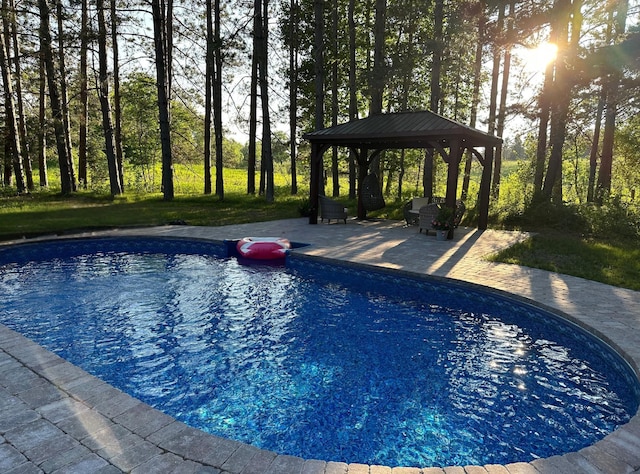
[0,189,312,239]
[488,231,640,291]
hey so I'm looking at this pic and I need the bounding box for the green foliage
[432,206,455,230]
[497,195,639,240]
[120,73,161,173]
[614,115,640,199]
[575,197,640,238]
[297,197,311,217]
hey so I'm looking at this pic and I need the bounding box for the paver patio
[1,218,639,473]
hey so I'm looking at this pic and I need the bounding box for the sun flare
[518,42,558,71]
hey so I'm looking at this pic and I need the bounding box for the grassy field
[1,165,639,291]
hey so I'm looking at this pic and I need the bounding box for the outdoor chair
[319,195,348,223]
[403,197,430,226]
[418,203,441,235]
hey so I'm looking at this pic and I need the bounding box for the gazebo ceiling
[302,110,502,149]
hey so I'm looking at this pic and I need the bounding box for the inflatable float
[236,237,291,261]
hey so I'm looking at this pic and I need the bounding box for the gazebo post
[445,140,462,239]
[356,147,369,220]
[309,143,326,224]
[478,147,494,230]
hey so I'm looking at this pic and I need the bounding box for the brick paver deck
[1,218,639,473]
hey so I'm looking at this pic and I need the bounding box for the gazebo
[303,110,502,230]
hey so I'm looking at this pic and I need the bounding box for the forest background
[1,0,639,237]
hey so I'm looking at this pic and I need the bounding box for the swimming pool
[0,237,638,468]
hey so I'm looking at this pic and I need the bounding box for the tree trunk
[3,139,11,186]
[0,11,26,193]
[462,1,485,200]
[97,0,122,196]
[152,0,174,200]
[542,0,581,204]
[330,0,339,196]
[424,0,444,197]
[430,0,444,112]
[7,0,33,190]
[78,0,88,188]
[247,0,259,195]
[39,0,74,194]
[313,0,324,131]
[203,0,213,195]
[347,0,357,199]
[596,0,627,203]
[397,0,417,200]
[370,0,386,114]
[259,0,274,202]
[38,47,48,188]
[288,0,299,195]
[492,0,514,199]
[587,84,606,203]
[213,0,224,200]
[56,0,76,192]
[533,59,554,197]
[111,0,125,191]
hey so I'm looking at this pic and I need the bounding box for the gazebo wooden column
[309,142,330,224]
[444,139,463,239]
[477,147,494,230]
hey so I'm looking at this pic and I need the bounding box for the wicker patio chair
[319,195,348,223]
[418,203,441,235]
[403,197,430,226]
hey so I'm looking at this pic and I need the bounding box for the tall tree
[370,0,386,115]
[259,0,274,202]
[492,0,515,199]
[213,0,224,200]
[7,0,33,190]
[39,0,74,194]
[203,0,214,195]
[330,0,339,196]
[110,0,125,191]
[151,0,174,200]
[56,0,76,191]
[347,0,357,199]
[0,6,27,193]
[313,0,324,131]
[38,47,48,188]
[97,0,122,196]
[542,0,582,203]
[78,0,89,188]
[247,0,260,195]
[595,0,628,203]
[287,0,299,195]
[462,0,485,200]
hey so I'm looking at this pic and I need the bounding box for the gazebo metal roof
[303,110,502,149]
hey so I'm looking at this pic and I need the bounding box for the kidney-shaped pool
[0,237,638,468]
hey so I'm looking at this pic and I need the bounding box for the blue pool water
[0,237,638,468]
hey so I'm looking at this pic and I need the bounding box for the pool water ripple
[0,237,638,469]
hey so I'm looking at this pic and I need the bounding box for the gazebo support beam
[444,139,463,239]
[309,143,330,224]
[478,147,494,230]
